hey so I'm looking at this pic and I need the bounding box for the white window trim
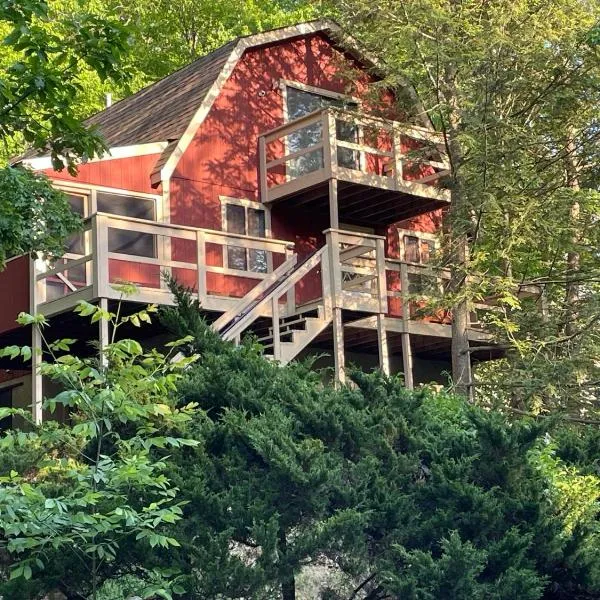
[219,196,271,272]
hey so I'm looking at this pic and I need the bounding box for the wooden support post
[272,296,281,361]
[93,214,109,298]
[377,314,390,376]
[375,238,390,375]
[401,332,414,389]
[392,123,403,186]
[99,297,110,367]
[399,262,414,388]
[31,324,43,425]
[328,178,339,230]
[29,256,43,424]
[326,228,345,385]
[332,307,345,385]
[196,230,207,303]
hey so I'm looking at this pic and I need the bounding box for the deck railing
[31,217,521,336]
[32,213,294,316]
[258,107,451,203]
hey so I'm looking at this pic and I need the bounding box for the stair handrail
[212,255,298,333]
[219,247,327,342]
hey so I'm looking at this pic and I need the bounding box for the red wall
[172,33,392,232]
[4,32,443,315]
[0,256,30,335]
[43,154,162,195]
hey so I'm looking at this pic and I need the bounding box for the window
[97,191,157,258]
[402,234,435,265]
[285,85,359,177]
[65,193,88,254]
[223,200,267,273]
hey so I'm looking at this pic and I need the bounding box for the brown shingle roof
[85,39,238,147]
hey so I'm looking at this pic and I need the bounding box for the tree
[0,300,199,600]
[148,284,600,600]
[110,0,316,82]
[0,0,131,268]
[329,0,600,406]
[0,167,80,267]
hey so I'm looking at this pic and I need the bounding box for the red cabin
[0,20,497,423]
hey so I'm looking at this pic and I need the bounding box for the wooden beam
[99,297,110,367]
[332,307,345,385]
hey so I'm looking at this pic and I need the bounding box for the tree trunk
[445,92,473,399]
[564,134,580,337]
[279,528,295,600]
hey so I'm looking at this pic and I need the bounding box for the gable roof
[20,19,433,184]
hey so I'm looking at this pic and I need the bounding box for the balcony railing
[30,216,524,343]
[258,107,451,204]
[32,213,294,316]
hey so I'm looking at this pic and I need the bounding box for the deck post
[326,229,345,384]
[399,262,414,388]
[31,324,43,425]
[401,332,414,389]
[92,214,109,298]
[328,178,339,229]
[99,297,110,367]
[375,238,390,375]
[29,257,43,424]
[196,230,207,303]
[332,307,345,385]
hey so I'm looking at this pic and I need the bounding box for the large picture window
[285,85,360,177]
[223,200,267,273]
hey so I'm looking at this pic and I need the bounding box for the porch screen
[286,86,359,177]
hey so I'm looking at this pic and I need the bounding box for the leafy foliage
[330,0,600,411]
[0,0,131,169]
[0,166,80,266]
[150,285,600,600]
[0,302,199,600]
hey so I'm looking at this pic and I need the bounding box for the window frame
[220,196,271,274]
[52,180,162,221]
[53,181,162,260]
[397,229,438,265]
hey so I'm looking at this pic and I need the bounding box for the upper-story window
[57,185,158,258]
[285,84,360,176]
[222,198,267,273]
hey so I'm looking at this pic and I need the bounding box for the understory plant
[0,300,199,600]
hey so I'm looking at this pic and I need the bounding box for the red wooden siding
[0,256,30,335]
[42,154,162,195]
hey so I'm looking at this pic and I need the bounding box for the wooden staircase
[211,247,332,364]
[256,305,330,363]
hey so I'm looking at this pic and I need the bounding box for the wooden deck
[258,108,450,226]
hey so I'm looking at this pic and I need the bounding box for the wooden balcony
[258,108,451,227]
